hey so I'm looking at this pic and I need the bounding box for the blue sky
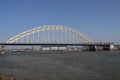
[0,0,120,43]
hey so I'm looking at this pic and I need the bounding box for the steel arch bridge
[7,25,93,44]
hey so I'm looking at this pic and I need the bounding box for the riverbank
[1,72,28,80]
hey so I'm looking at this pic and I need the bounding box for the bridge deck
[0,43,111,46]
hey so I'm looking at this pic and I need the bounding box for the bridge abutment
[102,43,115,50]
[88,43,115,51]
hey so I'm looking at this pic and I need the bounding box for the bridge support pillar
[0,45,5,55]
[102,45,109,50]
[89,45,97,51]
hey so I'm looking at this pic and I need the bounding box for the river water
[0,50,120,80]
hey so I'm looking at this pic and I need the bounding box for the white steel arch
[6,25,93,44]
